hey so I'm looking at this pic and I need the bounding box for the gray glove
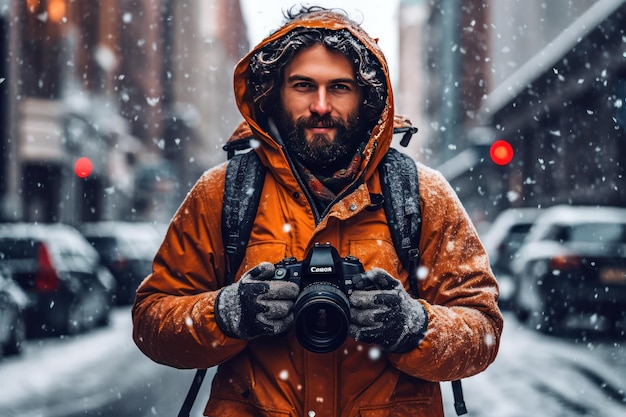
[215,262,299,340]
[349,268,428,353]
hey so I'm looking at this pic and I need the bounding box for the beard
[278,111,367,176]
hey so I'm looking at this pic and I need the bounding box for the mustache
[296,115,342,129]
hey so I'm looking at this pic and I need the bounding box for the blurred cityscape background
[0,0,624,228]
[1,2,626,416]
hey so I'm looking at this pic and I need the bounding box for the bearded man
[133,6,503,417]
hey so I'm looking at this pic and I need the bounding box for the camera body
[270,242,365,353]
[273,243,365,296]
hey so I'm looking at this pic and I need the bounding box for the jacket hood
[232,9,395,183]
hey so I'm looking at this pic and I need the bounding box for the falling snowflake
[146,96,160,107]
[417,266,429,280]
[368,346,382,360]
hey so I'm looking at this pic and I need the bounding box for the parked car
[510,205,626,335]
[80,221,163,305]
[0,223,116,337]
[0,268,28,357]
[481,207,542,308]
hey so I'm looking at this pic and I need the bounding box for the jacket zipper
[267,119,324,224]
[276,144,323,224]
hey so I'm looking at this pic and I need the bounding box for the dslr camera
[270,242,369,353]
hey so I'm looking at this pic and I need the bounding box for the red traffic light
[74,157,93,178]
[489,140,514,165]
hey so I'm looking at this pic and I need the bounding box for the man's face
[277,44,365,174]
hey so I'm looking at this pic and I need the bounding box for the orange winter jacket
[132,10,503,417]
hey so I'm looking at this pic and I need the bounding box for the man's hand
[349,268,428,353]
[215,262,299,340]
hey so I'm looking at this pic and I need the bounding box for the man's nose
[309,88,332,116]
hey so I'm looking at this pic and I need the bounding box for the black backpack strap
[177,369,207,417]
[223,136,256,159]
[178,149,265,417]
[222,150,266,285]
[452,380,468,415]
[378,147,422,296]
[379,148,467,416]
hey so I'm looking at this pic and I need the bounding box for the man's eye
[331,84,351,91]
[293,82,313,89]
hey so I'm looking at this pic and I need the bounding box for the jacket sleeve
[388,164,504,382]
[132,163,248,369]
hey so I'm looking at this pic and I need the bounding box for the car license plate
[600,268,626,284]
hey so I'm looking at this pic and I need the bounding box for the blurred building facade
[397,0,625,227]
[0,0,248,225]
[481,0,625,212]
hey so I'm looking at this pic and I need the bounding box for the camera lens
[293,282,350,353]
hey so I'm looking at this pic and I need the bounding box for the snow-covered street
[0,308,624,417]
[442,316,626,417]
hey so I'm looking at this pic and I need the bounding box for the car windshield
[87,235,159,259]
[0,239,38,260]
[507,224,533,245]
[549,223,626,244]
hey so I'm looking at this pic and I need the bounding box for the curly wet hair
[248,6,388,127]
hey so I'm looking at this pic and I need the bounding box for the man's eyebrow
[286,74,358,85]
